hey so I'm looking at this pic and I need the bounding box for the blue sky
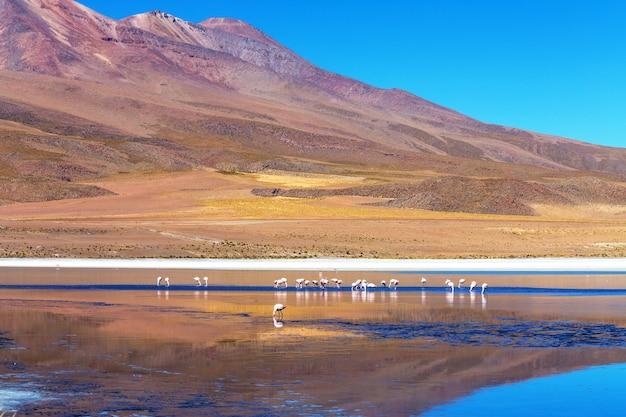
[79,0,626,148]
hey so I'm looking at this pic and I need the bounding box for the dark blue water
[421,362,626,417]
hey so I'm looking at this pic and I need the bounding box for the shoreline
[2,257,626,273]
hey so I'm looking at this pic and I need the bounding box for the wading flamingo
[273,303,286,319]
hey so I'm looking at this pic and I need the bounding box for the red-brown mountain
[1,0,626,213]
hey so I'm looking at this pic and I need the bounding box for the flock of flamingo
[156,276,209,287]
[273,275,400,292]
[272,276,489,320]
[154,274,488,321]
[273,275,487,294]
[445,278,489,294]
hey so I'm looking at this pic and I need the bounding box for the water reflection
[422,363,626,417]
[0,287,626,415]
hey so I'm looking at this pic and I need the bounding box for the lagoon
[0,260,626,415]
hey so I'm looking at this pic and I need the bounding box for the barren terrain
[1,168,626,259]
[3,0,626,261]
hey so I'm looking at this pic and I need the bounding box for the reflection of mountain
[2,0,626,214]
[3,297,626,415]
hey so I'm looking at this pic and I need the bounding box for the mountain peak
[200,17,282,47]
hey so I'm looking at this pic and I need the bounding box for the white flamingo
[421,277,427,286]
[274,278,288,289]
[331,278,342,289]
[203,277,208,286]
[164,277,170,287]
[193,276,201,286]
[389,279,399,290]
[273,303,286,319]
[295,278,305,289]
[469,281,477,292]
[458,278,466,288]
[157,276,162,286]
[481,283,489,294]
[447,280,455,292]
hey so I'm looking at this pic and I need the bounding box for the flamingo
[193,276,201,286]
[458,278,466,288]
[469,281,477,292]
[273,303,286,319]
[295,278,305,289]
[203,277,208,286]
[157,276,162,286]
[274,278,288,289]
[164,277,170,287]
[447,280,455,292]
[481,283,489,294]
[421,277,427,286]
[389,279,399,290]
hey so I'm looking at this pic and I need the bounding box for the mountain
[1,0,626,214]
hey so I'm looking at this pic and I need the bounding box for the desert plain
[1,168,626,260]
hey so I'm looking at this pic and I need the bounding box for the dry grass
[1,169,626,259]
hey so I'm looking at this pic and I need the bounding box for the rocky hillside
[1,0,626,215]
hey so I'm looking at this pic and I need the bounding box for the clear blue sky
[79,0,626,148]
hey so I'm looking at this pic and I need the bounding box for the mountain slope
[1,0,626,214]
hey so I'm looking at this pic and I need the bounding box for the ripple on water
[331,318,626,348]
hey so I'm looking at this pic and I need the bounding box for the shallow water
[1,270,626,415]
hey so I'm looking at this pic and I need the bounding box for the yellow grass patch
[199,196,459,220]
